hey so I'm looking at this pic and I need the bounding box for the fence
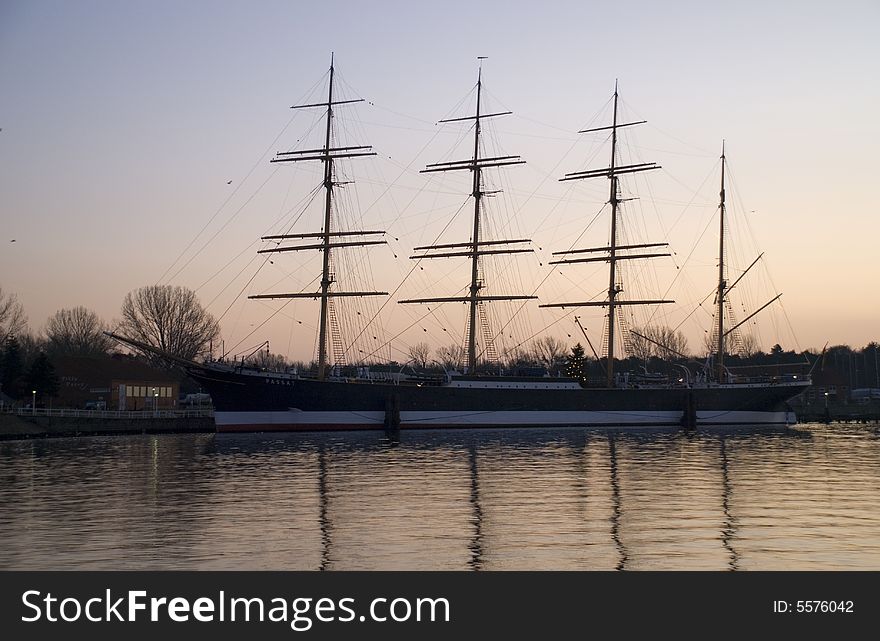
[11,408,214,419]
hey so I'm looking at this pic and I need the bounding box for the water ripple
[1,424,878,570]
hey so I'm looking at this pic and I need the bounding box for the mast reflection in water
[1,424,879,570]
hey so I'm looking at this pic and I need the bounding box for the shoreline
[2,412,878,442]
[0,412,215,441]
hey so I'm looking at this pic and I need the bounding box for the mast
[716,141,726,383]
[606,83,621,388]
[540,82,672,387]
[467,66,484,374]
[317,58,336,382]
[249,55,387,381]
[400,60,536,373]
[708,143,781,376]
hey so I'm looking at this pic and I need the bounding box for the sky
[1,0,878,363]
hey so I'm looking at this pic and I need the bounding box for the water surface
[1,424,878,570]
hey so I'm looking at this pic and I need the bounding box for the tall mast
[716,141,727,382]
[400,60,536,373]
[467,67,485,373]
[708,142,782,377]
[605,83,621,388]
[249,55,387,381]
[541,82,673,387]
[317,57,336,381]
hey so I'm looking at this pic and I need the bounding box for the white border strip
[215,409,795,429]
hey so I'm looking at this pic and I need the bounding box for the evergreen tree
[0,335,25,400]
[565,343,587,383]
[24,352,60,405]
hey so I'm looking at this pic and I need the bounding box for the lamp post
[152,387,158,416]
[824,391,830,424]
[32,390,36,415]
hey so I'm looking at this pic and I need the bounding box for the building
[850,388,880,404]
[54,354,180,410]
[801,366,850,405]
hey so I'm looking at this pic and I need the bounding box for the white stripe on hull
[400,410,681,426]
[214,410,385,426]
[215,408,796,431]
[696,410,795,425]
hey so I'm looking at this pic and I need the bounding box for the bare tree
[651,326,689,360]
[702,330,715,357]
[407,341,431,369]
[246,350,288,371]
[703,328,750,359]
[435,344,466,370]
[629,329,653,362]
[119,285,220,362]
[631,326,690,360]
[45,306,112,356]
[738,333,761,358]
[0,286,27,338]
[18,331,46,366]
[530,336,568,372]
[501,346,531,369]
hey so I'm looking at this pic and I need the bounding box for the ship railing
[15,408,215,419]
[727,374,809,385]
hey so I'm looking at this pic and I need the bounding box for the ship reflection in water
[1,425,879,570]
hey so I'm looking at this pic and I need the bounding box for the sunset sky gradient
[1,0,877,363]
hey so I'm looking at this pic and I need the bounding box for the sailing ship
[111,59,810,432]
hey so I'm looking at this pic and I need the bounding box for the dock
[0,408,215,440]
[794,404,880,424]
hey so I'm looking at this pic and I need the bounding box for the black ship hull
[187,365,808,432]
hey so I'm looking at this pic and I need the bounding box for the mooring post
[681,391,697,430]
[384,394,400,432]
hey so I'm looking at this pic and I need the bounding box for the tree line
[0,284,219,405]
[2,281,879,405]
[407,333,880,390]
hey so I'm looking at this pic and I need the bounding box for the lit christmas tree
[565,343,587,383]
